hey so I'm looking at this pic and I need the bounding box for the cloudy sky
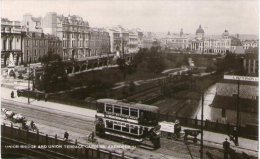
[1,0,259,35]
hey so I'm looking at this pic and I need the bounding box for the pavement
[1,85,258,157]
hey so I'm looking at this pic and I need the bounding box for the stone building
[191,25,231,54]
[243,53,258,76]
[107,26,129,58]
[1,18,24,67]
[89,28,110,57]
[22,14,43,33]
[211,79,258,126]
[161,29,190,50]
[230,36,244,54]
[128,30,139,53]
[46,34,63,57]
[23,32,62,64]
[41,12,90,60]
[142,32,157,49]
[242,40,259,50]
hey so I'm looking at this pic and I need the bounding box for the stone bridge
[64,53,134,75]
[1,123,130,159]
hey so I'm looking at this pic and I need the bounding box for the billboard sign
[224,75,258,82]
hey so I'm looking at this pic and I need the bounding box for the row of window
[25,40,61,47]
[63,33,89,39]
[26,39,47,47]
[25,49,46,57]
[105,120,140,135]
[105,104,139,117]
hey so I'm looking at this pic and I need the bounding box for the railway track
[126,85,162,102]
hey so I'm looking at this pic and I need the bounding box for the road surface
[1,99,226,159]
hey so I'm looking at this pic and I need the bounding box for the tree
[117,58,127,79]
[131,46,166,76]
[38,51,69,92]
[216,53,246,75]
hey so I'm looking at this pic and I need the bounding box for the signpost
[224,75,258,82]
[223,75,258,145]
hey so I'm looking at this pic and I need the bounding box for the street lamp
[27,59,31,104]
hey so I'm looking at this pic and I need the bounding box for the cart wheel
[161,132,167,138]
[171,133,175,139]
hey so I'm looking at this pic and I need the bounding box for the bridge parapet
[1,123,131,159]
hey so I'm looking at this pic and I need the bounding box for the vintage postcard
[1,0,258,158]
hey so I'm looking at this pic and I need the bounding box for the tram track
[2,99,256,159]
[1,100,95,136]
[1,99,197,158]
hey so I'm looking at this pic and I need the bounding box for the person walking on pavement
[11,91,14,98]
[223,138,230,159]
[229,127,238,146]
[174,120,181,138]
[88,131,95,142]
[64,131,69,140]
[44,93,48,102]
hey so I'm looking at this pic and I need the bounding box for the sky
[1,0,259,35]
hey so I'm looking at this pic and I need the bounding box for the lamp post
[200,92,204,159]
[28,61,30,104]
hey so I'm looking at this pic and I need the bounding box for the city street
[1,86,258,159]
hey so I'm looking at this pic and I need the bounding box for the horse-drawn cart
[12,113,26,123]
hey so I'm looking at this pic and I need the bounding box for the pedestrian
[11,91,14,98]
[233,127,238,146]
[174,120,181,138]
[91,131,95,142]
[30,120,35,128]
[64,131,69,140]
[44,93,48,102]
[229,127,238,146]
[223,138,230,159]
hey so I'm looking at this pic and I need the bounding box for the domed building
[191,27,232,54]
[195,25,205,40]
[222,29,229,39]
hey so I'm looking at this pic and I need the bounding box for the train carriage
[95,99,161,149]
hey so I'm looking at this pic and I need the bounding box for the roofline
[96,98,159,112]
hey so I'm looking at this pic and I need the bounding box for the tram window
[122,107,129,115]
[114,125,121,131]
[97,102,104,113]
[122,127,129,133]
[106,120,113,128]
[114,105,121,114]
[130,108,138,117]
[106,104,112,112]
[130,126,138,134]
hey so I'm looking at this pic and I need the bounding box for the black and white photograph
[0,0,259,158]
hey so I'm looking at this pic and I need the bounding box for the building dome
[222,29,229,37]
[196,25,204,34]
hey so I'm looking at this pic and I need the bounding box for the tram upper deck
[96,99,159,126]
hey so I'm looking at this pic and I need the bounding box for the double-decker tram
[95,99,161,149]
